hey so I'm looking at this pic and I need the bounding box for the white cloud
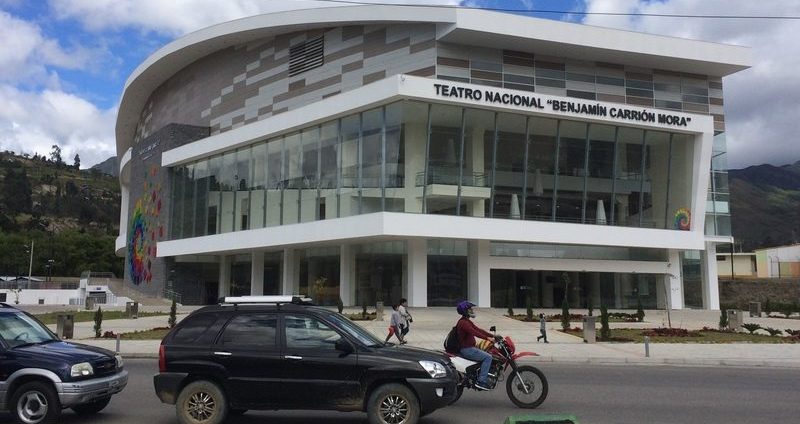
[0,84,116,168]
[582,0,800,168]
[51,0,461,36]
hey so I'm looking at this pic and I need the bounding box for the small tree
[560,295,570,331]
[362,303,368,319]
[168,298,177,328]
[600,302,611,340]
[336,296,344,314]
[73,153,81,169]
[587,297,593,317]
[763,327,782,337]
[525,292,533,321]
[636,296,645,323]
[764,299,772,315]
[93,306,103,338]
[719,308,728,330]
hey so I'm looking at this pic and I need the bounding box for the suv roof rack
[220,295,314,306]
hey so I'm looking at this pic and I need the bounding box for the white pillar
[282,248,298,295]
[702,242,721,310]
[218,255,232,298]
[406,238,427,307]
[469,240,491,307]
[250,251,264,296]
[340,244,355,306]
[667,249,684,309]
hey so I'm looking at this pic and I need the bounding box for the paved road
[3,360,798,424]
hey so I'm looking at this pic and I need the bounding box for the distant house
[755,244,800,278]
[716,253,757,278]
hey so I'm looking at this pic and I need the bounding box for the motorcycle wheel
[506,365,548,408]
[449,385,464,405]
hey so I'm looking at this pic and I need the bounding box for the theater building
[115,5,751,309]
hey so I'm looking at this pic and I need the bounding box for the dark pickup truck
[0,303,128,424]
[154,296,458,424]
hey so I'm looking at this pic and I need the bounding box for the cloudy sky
[0,0,797,169]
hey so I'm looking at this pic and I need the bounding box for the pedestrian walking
[398,298,412,338]
[384,303,406,344]
[537,313,549,343]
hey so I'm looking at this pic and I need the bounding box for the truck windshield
[0,312,58,348]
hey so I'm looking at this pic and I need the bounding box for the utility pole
[27,240,34,285]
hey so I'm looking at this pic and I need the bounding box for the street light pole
[27,239,34,285]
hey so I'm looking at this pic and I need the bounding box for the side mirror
[335,338,354,354]
[489,326,496,332]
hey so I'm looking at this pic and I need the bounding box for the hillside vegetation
[0,151,123,278]
[729,161,800,251]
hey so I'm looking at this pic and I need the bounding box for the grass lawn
[36,310,168,325]
[561,328,800,343]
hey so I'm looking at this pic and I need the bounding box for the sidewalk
[67,307,800,368]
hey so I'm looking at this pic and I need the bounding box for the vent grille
[289,36,324,77]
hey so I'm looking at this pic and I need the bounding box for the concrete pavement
[48,306,800,368]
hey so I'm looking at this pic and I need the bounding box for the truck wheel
[367,383,419,424]
[11,381,61,424]
[71,396,111,415]
[176,380,228,424]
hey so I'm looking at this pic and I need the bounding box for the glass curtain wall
[354,241,406,306]
[298,246,340,306]
[427,240,468,306]
[168,100,696,241]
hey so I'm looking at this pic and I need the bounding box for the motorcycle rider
[455,300,500,391]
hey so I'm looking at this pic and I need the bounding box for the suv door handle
[284,355,302,360]
[213,351,232,356]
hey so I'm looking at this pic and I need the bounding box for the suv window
[284,315,341,349]
[171,313,221,344]
[220,314,278,347]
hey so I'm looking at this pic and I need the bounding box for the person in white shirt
[398,298,412,339]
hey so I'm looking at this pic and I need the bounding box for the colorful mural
[128,165,163,285]
[674,208,691,231]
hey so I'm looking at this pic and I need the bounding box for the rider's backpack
[443,326,460,354]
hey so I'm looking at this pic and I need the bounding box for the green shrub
[560,296,570,331]
[361,304,368,319]
[168,299,177,328]
[599,302,610,340]
[636,297,645,322]
[587,297,593,317]
[763,300,772,315]
[719,308,728,330]
[526,293,533,321]
[741,323,762,334]
[93,307,103,338]
[763,327,782,337]
[336,296,344,314]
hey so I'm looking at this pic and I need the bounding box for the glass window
[427,239,468,307]
[207,155,222,235]
[221,314,278,347]
[283,132,301,224]
[234,147,251,231]
[319,121,339,219]
[0,312,56,347]
[219,151,237,233]
[613,127,644,227]
[384,103,405,212]
[250,143,266,229]
[426,104,463,215]
[641,131,670,229]
[339,114,360,217]
[493,113,527,219]
[300,127,320,223]
[399,101,428,214]
[284,315,341,349]
[555,120,588,223]
[298,247,340,306]
[461,108,494,217]
[193,159,210,237]
[355,241,405,306]
[584,124,615,226]
[524,117,558,221]
[266,137,284,227]
[172,313,219,344]
[667,134,693,230]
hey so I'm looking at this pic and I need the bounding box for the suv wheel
[71,396,111,415]
[11,381,61,424]
[176,380,228,424]
[367,383,419,424]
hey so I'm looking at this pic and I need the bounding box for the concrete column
[218,255,232,298]
[469,240,491,307]
[340,244,355,306]
[282,248,298,295]
[406,238,427,307]
[667,249,684,309]
[250,251,265,296]
[701,242,721,310]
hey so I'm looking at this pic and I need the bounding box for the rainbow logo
[128,199,151,284]
[674,208,691,231]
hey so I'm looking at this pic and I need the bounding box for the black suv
[0,303,128,424]
[154,296,458,424]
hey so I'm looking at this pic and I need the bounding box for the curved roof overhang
[116,5,751,159]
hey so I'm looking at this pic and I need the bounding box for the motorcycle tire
[506,365,548,408]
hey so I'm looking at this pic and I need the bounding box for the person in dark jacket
[455,301,497,390]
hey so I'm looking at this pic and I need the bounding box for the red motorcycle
[445,326,548,408]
